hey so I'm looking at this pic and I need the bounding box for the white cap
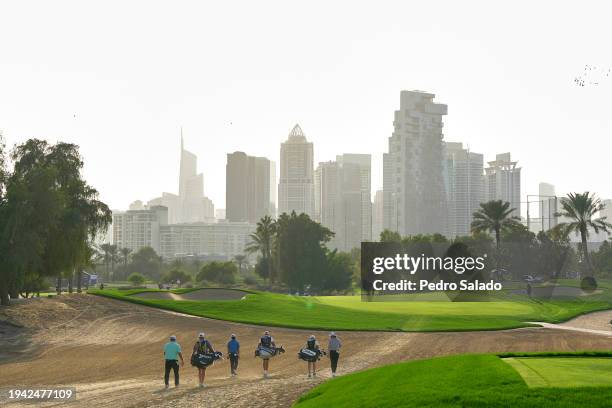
[169,335,177,341]
[309,335,316,340]
[329,332,336,337]
[198,332,205,338]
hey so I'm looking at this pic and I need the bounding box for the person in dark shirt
[305,335,320,378]
[192,332,215,388]
[258,330,276,379]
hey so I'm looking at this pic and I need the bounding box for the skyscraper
[484,153,521,218]
[372,190,384,241]
[226,151,276,223]
[278,124,314,217]
[383,91,448,236]
[179,136,206,223]
[314,154,371,251]
[149,132,215,223]
[444,142,484,237]
[538,182,557,231]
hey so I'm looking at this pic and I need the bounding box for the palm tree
[556,192,612,275]
[234,254,247,275]
[100,243,112,280]
[245,215,277,283]
[120,247,132,279]
[471,200,521,249]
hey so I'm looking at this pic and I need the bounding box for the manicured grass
[294,354,612,408]
[89,286,611,332]
[504,357,612,387]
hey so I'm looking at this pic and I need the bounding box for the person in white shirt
[328,332,342,377]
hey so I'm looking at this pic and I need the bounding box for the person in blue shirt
[163,335,184,389]
[227,333,240,377]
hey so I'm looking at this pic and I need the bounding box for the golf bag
[298,348,325,362]
[191,351,223,368]
[255,345,285,359]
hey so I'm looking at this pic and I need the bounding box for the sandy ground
[0,295,611,408]
[131,289,248,301]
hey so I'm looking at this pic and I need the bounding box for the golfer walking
[163,335,184,388]
[328,332,341,377]
[227,333,240,376]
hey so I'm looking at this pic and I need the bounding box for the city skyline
[1,1,611,212]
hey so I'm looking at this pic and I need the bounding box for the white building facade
[383,90,448,236]
[484,152,521,218]
[444,142,484,237]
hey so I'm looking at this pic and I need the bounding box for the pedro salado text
[361,242,503,297]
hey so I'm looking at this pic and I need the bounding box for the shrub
[127,272,146,285]
[160,269,192,287]
[243,274,258,286]
[197,261,237,285]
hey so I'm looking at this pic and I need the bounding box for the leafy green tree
[130,246,162,280]
[160,269,192,286]
[254,256,272,282]
[471,200,521,249]
[323,251,354,292]
[275,211,333,292]
[592,240,612,278]
[556,192,612,275]
[246,215,277,283]
[127,272,146,285]
[379,229,401,243]
[197,261,237,285]
[0,140,110,304]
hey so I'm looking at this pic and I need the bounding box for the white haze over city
[0,0,611,211]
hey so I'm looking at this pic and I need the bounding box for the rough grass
[294,354,612,407]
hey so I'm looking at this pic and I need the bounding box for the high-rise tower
[383,91,448,235]
[278,124,314,217]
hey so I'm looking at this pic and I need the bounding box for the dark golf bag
[255,345,285,359]
[191,351,223,368]
[298,348,325,362]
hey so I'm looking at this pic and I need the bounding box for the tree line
[0,137,111,305]
[246,212,354,293]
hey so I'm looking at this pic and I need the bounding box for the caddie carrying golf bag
[191,351,223,368]
[298,348,323,362]
[255,345,285,359]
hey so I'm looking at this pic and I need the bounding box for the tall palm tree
[234,254,247,275]
[100,243,112,280]
[557,192,612,275]
[245,215,277,282]
[120,247,132,279]
[471,200,521,249]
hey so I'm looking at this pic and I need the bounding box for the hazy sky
[1,1,611,212]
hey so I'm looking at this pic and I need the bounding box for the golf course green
[503,357,612,387]
[90,285,612,331]
[294,353,612,407]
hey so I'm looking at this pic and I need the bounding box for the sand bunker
[1,295,610,408]
[130,288,248,301]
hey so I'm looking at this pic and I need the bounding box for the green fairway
[294,354,612,408]
[89,286,611,332]
[504,357,612,387]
